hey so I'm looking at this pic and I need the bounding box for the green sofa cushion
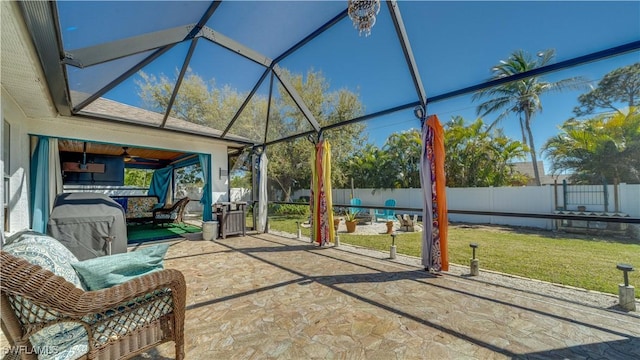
[71,244,169,291]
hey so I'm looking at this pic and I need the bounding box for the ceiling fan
[121,147,135,162]
[120,146,163,164]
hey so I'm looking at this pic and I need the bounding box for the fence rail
[269,201,640,224]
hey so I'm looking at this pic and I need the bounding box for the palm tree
[444,116,528,187]
[543,108,640,184]
[473,49,585,185]
[346,144,394,188]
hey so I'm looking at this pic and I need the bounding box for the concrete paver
[134,233,640,359]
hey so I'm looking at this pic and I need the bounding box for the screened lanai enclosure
[2,0,638,230]
[16,1,639,146]
[2,1,640,359]
[1,0,639,258]
[9,0,638,227]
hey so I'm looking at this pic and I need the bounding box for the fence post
[562,179,568,210]
[554,180,558,210]
[614,178,619,213]
[603,177,609,213]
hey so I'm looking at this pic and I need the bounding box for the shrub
[272,203,309,216]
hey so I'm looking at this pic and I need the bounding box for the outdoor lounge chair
[375,199,396,222]
[0,233,186,360]
[152,197,190,227]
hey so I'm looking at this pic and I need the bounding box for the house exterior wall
[2,88,32,233]
[1,87,231,235]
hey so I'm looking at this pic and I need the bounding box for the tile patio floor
[131,233,639,359]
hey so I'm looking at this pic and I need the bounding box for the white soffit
[1,1,56,118]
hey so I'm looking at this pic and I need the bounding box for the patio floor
[129,233,639,359]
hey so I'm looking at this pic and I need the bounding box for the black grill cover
[47,193,127,260]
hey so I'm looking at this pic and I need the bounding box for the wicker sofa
[0,231,186,360]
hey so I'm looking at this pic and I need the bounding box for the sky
[58,1,640,170]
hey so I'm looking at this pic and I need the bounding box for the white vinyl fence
[292,184,640,230]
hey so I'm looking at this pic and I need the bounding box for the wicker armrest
[152,207,167,216]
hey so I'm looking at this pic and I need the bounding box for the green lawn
[267,216,640,297]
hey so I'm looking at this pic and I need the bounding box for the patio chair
[375,199,396,222]
[152,197,190,227]
[349,198,362,215]
[0,250,186,360]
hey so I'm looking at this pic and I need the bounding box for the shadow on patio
[133,233,639,359]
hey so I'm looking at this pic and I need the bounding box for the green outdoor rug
[127,223,202,244]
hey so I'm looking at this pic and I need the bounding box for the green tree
[230,172,251,188]
[175,164,203,186]
[344,144,395,189]
[543,108,640,184]
[473,49,586,186]
[383,129,422,188]
[267,70,366,201]
[138,69,266,142]
[573,63,640,117]
[445,116,528,187]
[124,168,153,187]
[137,68,367,201]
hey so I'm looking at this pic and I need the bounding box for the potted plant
[344,209,358,233]
[333,216,341,231]
[385,220,394,234]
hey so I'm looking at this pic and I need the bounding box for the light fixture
[413,105,425,120]
[219,168,228,180]
[347,0,381,37]
[121,147,134,162]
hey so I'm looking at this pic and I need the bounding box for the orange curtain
[421,115,448,272]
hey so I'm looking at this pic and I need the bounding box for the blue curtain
[30,136,50,233]
[147,166,173,203]
[199,154,212,221]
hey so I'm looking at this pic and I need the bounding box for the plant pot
[385,221,394,234]
[345,220,357,233]
[333,218,341,231]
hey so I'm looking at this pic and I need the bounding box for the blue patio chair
[375,199,396,222]
[349,198,362,215]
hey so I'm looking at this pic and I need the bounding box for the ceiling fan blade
[121,147,135,162]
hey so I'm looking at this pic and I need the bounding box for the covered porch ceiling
[57,139,192,169]
[6,1,640,149]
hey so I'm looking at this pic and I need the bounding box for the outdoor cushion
[126,196,159,220]
[30,322,89,360]
[4,230,84,289]
[71,244,169,291]
[155,212,178,220]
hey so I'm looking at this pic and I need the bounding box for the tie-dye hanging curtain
[421,115,449,271]
[310,139,335,246]
[257,152,269,233]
